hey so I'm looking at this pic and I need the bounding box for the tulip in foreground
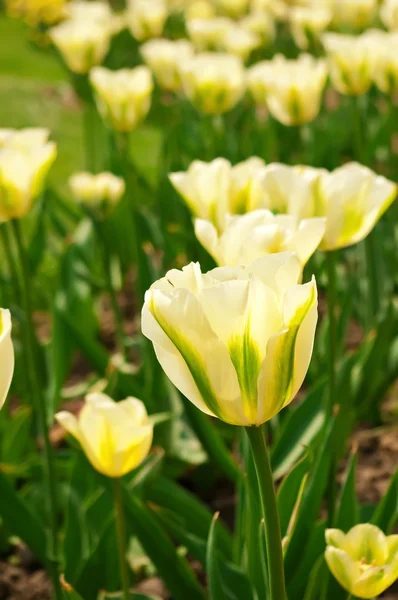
[142,253,318,426]
[56,393,153,478]
[90,66,153,132]
[195,210,326,269]
[69,171,125,219]
[325,524,398,598]
[0,309,14,410]
[179,52,246,115]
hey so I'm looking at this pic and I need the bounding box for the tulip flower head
[289,6,332,50]
[0,309,14,410]
[0,131,56,222]
[169,157,266,229]
[127,0,167,41]
[216,0,250,18]
[323,33,373,95]
[332,0,378,30]
[141,38,194,92]
[56,393,153,478]
[195,209,326,268]
[49,20,112,74]
[185,0,216,19]
[365,30,398,94]
[142,254,318,426]
[179,52,246,115]
[66,0,112,22]
[240,11,276,46]
[247,60,276,105]
[187,17,233,51]
[6,0,66,26]
[260,54,328,126]
[325,524,398,598]
[219,25,261,62]
[90,66,153,132]
[381,0,398,30]
[69,171,125,219]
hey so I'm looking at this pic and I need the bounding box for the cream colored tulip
[49,20,112,74]
[364,30,398,94]
[90,66,153,132]
[381,0,398,30]
[0,309,14,410]
[332,0,377,30]
[219,25,260,62]
[323,33,373,95]
[260,54,328,126]
[169,157,266,229]
[250,0,287,19]
[141,38,194,92]
[142,254,318,426]
[69,172,125,218]
[185,0,216,19]
[240,11,275,46]
[195,210,325,269]
[187,17,233,51]
[0,137,56,222]
[289,6,332,50]
[247,60,276,105]
[56,393,153,478]
[66,0,112,22]
[126,0,167,41]
[316,162,397,250]
[179,52,246,115]
[325,525,398,599]
[0,128,51,150]
[216,0,250,18]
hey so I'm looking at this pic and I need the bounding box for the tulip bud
[0,309,14,410]
[187,17,233,51]
[56,393,153,478]
[0,133,56,222]
[90,66,153,132]
[381,0,398,30]
[169,157,266,229]
[332,0,378,30]
[256,54,328,126]
[69,172,125,219]
[126,0,167,41]
[323,33,372,95]
[325,524,398,599]
[289,6,332,50]
[49,20,112,74]
[317,163,397,250]
[141,38,194,92]
[142,254,318,426]
[195,210,325,269]
[179,52,246,115]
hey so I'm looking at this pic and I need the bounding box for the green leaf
[277,454,311,537]
[206,513,226,600]
[335,453,358,531]
[287,521,326,600]
[0,470,47,566]
[303,557,328,600]
[371,470,398,533]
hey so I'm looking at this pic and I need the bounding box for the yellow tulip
[325,524,398,599]
[216,0,250,18]
[185,0,216,19]
[289,6,332,50]
[195,209,325,268]
[186,17,233,51]
[179,52,246,115]
[90,66,153,132]
[0,309,14,410]
[332,0,378,30]
[169,157,266,229]
[317,162,397,250]
[219,25,261,62]
[381,0,398,30]
[141,38,194,92]
[56,393,153,478]
[69,172,125,218]
[323,33,373,96]
[0,133,56,222]
[142,254,318,426]
[126,0,167,41]
[258,54,328,126]
[364,30,398,95]
[49,20,112,74]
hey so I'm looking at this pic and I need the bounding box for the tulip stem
[83,100,97,172]
[245,426,287,600]
[11,219,62,600]
[113,478,130,600]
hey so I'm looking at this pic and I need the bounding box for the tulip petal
[326,528,346,548]
[194,218,219,262]
[55,411,80,440]
[244,252,301,296]
[325,547,360,594]
[343,524,389,564]
[287,217,326,265]
[0,309,14,410]
[354,565,390,599]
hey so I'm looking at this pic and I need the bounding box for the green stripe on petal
[228,317,262,423]
[149,296,228,422]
